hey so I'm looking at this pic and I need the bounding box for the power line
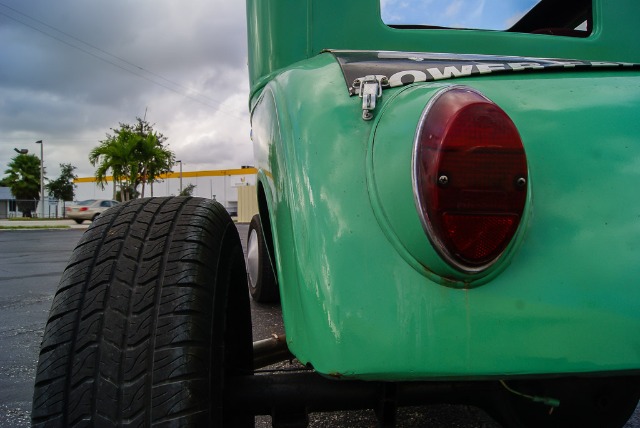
[0,2,246,119]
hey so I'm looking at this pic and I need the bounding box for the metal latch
[353,75,388,121]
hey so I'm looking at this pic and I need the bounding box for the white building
[75,167,257,216]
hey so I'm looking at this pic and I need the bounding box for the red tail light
[79,207,89,211]
[413,87,528,273]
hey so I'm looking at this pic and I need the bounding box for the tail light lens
[79,207,89,212]
[413,87,528,273]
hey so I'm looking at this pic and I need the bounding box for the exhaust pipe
[253,333,294,369]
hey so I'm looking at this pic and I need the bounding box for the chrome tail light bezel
[412,85,529,274]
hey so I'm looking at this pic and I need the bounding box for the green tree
[89,117,174,201]
[179,183,196,197]
[3,153,42,217]
[46,163,77,201]
[90,127,137,201]
[130,119,173,197]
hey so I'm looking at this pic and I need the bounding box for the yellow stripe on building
[75,167,258,183]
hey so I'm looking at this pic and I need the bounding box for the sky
[0,0,541,183]
[0,0,250,181]
[380,0,539,30]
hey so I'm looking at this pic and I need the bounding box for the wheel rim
[247,228,260,288]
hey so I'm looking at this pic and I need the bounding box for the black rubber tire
[246,214,279,303]
[32,197,254,427]
[73,219,83,224]
[91,213,99,222]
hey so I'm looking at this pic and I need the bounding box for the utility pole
[35,140,44,218]
[176,160,183,194]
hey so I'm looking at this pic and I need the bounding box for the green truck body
[247,0,640,380]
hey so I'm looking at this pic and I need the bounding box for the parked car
[32,0,640,427]
[65,199,120,224]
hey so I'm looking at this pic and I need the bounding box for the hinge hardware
[353,75,388,121]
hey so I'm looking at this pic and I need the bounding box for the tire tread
[32,197,252,427]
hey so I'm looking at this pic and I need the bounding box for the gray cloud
[0,0,249,179]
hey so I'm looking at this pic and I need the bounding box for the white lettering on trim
[560,61,587,68]
[426,65,473,80]
[388,70,427,87]
[591,62,619,67]
[476,63,506,74]
[507,62,545,71]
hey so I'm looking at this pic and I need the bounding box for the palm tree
[90,118,174,201]
[89,132,136,200]
[134,132,174,198]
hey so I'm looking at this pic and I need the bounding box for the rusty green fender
[250,52,640,380]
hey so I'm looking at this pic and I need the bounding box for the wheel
[487,376,640,428]
[32,197,254,427]
[246,214,279,303]
[73,219,83,224]
[91,213,99,222]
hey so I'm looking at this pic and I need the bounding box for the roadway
[0,224,637,427]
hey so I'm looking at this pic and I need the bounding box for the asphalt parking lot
[0,222,638,427]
